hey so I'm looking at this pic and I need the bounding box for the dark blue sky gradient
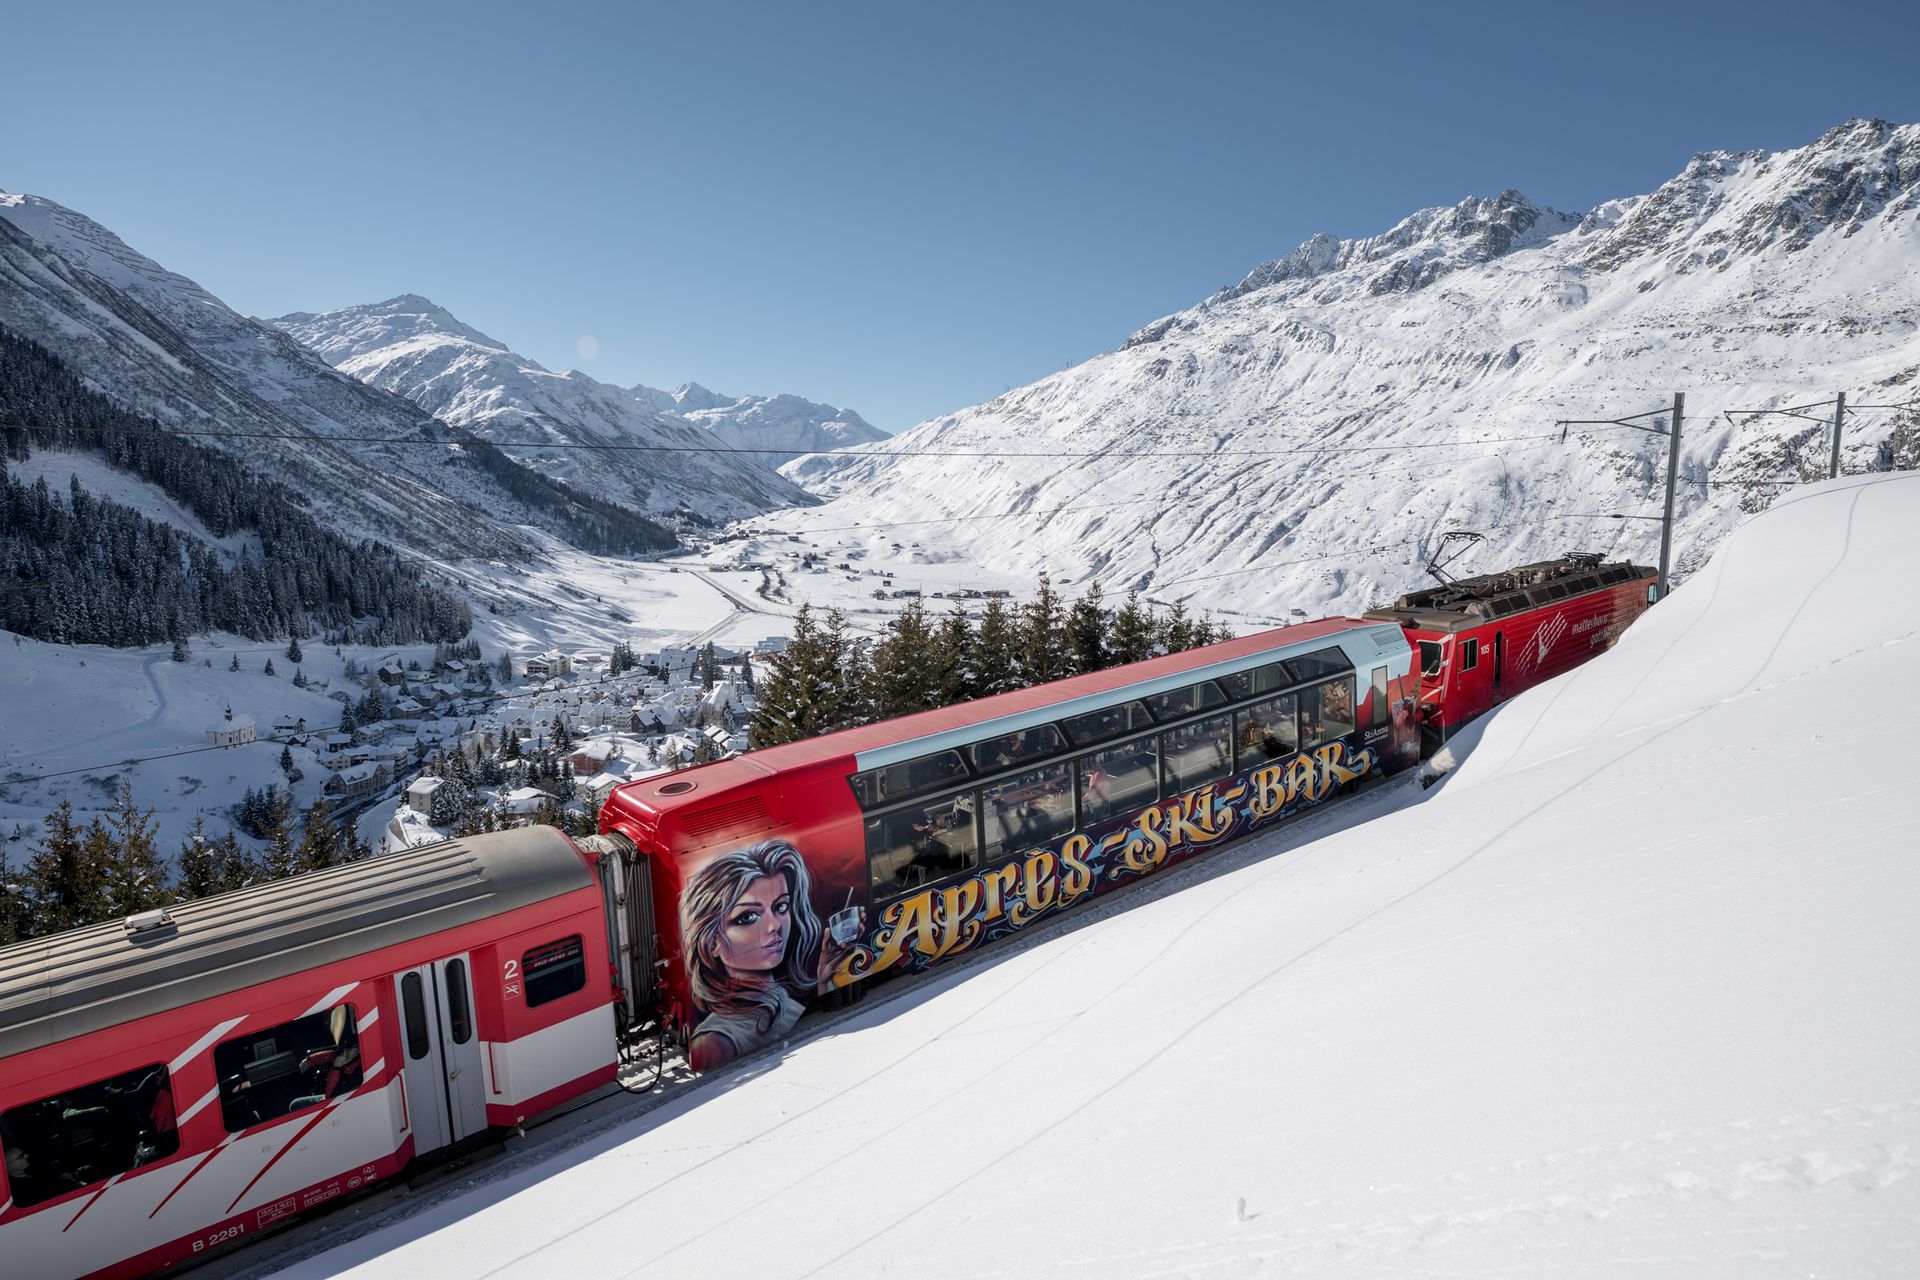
[8,0,1918,429]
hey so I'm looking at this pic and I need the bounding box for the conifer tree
[259,789,301,880]
[176,816,225,901]
[102,779,166,920]
[748,604,844,748]
[228,653,241,673]
[1158,600,1196,654]
[497,652,514,684]
[287,636,303,664]
[827,612,868,730]
[1065,582,1109,673]
[867,594,938,719]
[929,603,975,706]
[24,799,109,935]
[1019,572,1073,685]
[1109,591,1158,665]
[214,830,259,891]
[280,745,297,776]
[0,847,22,945]
[297,798,344,872]
[972,598,1022,696]
[263,657,276,676]
[171,637,190,663]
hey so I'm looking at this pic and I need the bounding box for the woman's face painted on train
[713,874,791,973]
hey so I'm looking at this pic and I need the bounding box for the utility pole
[1658,392,1684,602]
[1828,391,1846,479]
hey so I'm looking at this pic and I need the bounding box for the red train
[0,554,1653,1279]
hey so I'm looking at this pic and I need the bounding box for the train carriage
[1365,555,1658,750]
[598,617,1425,1072]
[0,827,618,1280]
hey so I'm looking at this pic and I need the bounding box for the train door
[394,954,488,1158]
[1493,631,1504,694]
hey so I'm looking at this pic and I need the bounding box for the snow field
[264,472,1920,1278]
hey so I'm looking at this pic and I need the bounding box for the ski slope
[268,471,1920,1279]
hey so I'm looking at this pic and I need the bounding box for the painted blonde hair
[679,840,824,1034]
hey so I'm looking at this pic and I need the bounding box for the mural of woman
[679,839,858,1072]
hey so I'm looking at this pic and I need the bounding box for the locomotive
[0,554,1653,1279]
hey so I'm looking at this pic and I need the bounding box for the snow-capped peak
[272,294,511,365]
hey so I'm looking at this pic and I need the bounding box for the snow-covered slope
[269,469,1920,1279]
[0,195,564,557]
[272,297,813,520]
[779,119,1920,620]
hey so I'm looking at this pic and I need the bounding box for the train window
[524,936,588,1008]
[1418,641,1443,677]
[1283,647,1352,682]
[1234,695,1298,770]
[402,973,430,1060]
[1300,678,1357,748]
[1144,681,1226,723]
[980,762,1074,860]
[0,1063,179,1209]
[1078,737,1160,827]
[1060,701,1153,747]
[969,724,1067,775]
[865,792,980,898]
[1461,639,1479,671]
[215,1005,363,1132]
[445,961,473,1045]
[850,750,971,810]
[1162,713,1233,795]
[1217,662,1287,701]
[1371,667,1390,727]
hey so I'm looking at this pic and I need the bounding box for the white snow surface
[270,470,1920,1277]
[774,120,1920,622]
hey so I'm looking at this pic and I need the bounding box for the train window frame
[979,760,1075,861]
[214,1004,363,1134]
[1216,662,1288,701]
[1282,647,1353,683]
[849,749,973,811]
[444,960,473,1045]
[864,789,982,902]
[1233,693,1299,772]
[401,973,431,1060]
[1460,638,1480,671]
[523,935,588,1008]
[1059,700,1153,748]
[1160,712,1234,796]
[1077,734,1160,828]
[968,723,1068,776]
[1299,676,1358,749]
[1418,641,1443,677]
[0,1062,180,1209]
[1370,666,1390,727]
[1143,681,1226,723]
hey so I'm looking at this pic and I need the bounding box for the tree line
[0,781,370,947]
[748,576,1227,748]
[0,326,471,646]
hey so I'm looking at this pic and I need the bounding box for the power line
[0,418,1575,460]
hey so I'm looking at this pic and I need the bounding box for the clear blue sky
[8,0,1918,431]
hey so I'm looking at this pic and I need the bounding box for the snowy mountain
[630,380,889,463]
[272,297,815,521]
[0,194,670,559]
[779,119,1920,622]
[264,470,1920,1279]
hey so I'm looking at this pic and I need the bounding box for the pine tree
[23,800,109,935]
[263,657,276,676]
[338,701,358,734]
[1110,591,1158,665]
[292,666,307,689]
[102,779,166,920]
[259,788,300,880]
[1158,601,1196,653]
[176,816,225,901]
[748,604,846,748]
[297,799,344,872]
[929,603,975,707]
[867,594,938,720]
[214,830,259,891]
[280,745,297,776]
[497,652,514,684]
[228,653,241,673]
[972,598,1022,696]
[0,846,22,945]
[1065,582,1109,673]
[287,636,303,663]
[1019,572,1073,685]
[171,637,190,663]
[827,612,867,730]
[700,641,718,691]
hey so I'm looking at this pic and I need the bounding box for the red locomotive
[1363,553,1658,749]
[0,554,1652,1279]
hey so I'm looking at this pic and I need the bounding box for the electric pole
[1828,391,1846,479]
[1658,392,1683,602]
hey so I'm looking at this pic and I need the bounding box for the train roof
[0,827,594,1061]
[617,617,1392,820]
[1362,557,1655,635]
